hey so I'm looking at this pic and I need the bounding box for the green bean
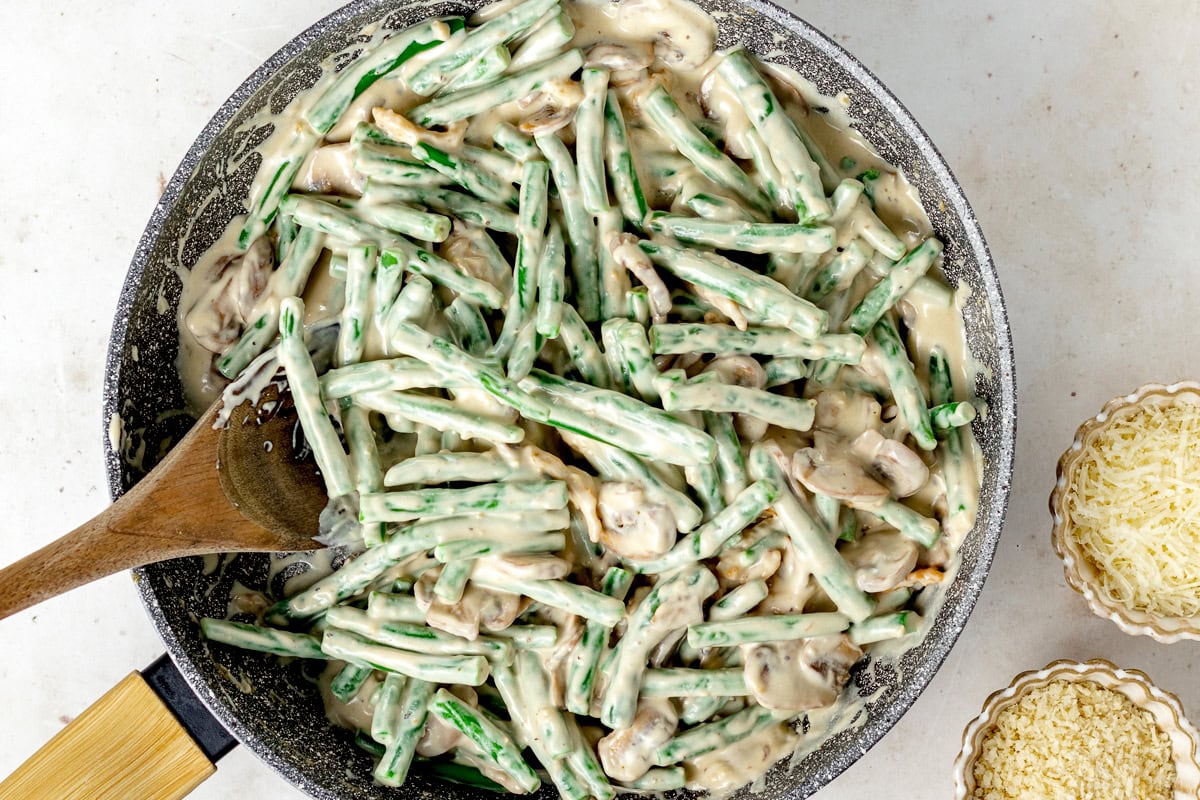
[355,143,450,188]
[577,68,611,213]
[381,274,435,347]
[490,662,583,798]
[710,579,770,621]
[930,346,976,541]
[363,183,518,234]
[218,226,325,378]
[715,49,831,221]
[357,390,525,444]
[492,122,540,162]
[682,190,758,223]
[470,569,625,626]
[199,619,326,660]
[686,612,850,648]
[514,649,571,758]
[632,480,777,573]
[322,628,490,685]
[806,239,873,303]
[648,213,835,255]
[277,298,353,498]
[238,126,321,249]
[508,9,575,70]
[654,705,782,766]
[930,399,978,432]
[428,689,540,793]
[604,89,649,227]
[537,132,601,321]
[385,243,507,308]
[849,610,919,645]
[495,159,549,357]
[741,127,788,214]
[367,592,426,623]
[844,238,943,336]
[762,357,807,388]
[435,533,565,561]
[357,201,454,244]
[557,304,611,388]
[336,244,375,366]
[601,565,718,729]
[872,315,936,450]
[385,450,526,486]
[564,566,632,715]
[331,663,374,703]
[444,296,495,357]
[619,768,686,792]
[640,83,770,216]
[663,381,816,432]
[361,480,567,522]
[371,673,408,744]
[506,320,543,381]
[700,410,748,505]
[640,668,749,698]
[375,678,435,787]
[279,194,399,244]
[342,401,386,546]
[410,142,518,208]
[306,17,464,133]
[638,240,827,337]
[650,325,862,367]
[626,286,651,326]
[535,219,567,337]
[870,498,941,547]
[408,0,556,95]
[522,368,717,465]
[434,560,473,603]
[320,358,443,398]
[409,49,583,126]
[443,44,512,93]
[747,442,875,622]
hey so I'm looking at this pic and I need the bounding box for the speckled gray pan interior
[101,1,1016,797]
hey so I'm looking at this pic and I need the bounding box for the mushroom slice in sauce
[517,78,584,136]
[598,481,677,560]
[742,634,862,712]
[482,553,572,581]
[611,233,672,323]
[417,685,480,757]
[585,41,654,71]
[598,698,678,782]
[702,355,767,389]
[792,446,890,508]
[814,389,882,440]
[373,107,469,151]
[615,0,716,70]
[295,142,364,195]
[185,236,274,353]
[839,529,919,593]
[849,428,929,498]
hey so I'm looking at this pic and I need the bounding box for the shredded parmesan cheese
[972,680,1175,800]
[1066,400,1200,618]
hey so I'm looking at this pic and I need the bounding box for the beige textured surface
[1,2,1199,799]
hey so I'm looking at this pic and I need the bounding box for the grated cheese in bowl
[1052,382,1200,641]
[953,660,1200,800]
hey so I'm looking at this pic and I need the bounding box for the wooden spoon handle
[0,671,215,799]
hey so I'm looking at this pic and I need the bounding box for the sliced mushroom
[814,390,882,440]
[185,237,275,353]
[597,481,677,560]
[716,532,785,584]
[585,41,654,72]
[517,78,583,137]
[319,662,380,731]
[439,223,512,296]
[792,447,889,508]
[698,71,753,160]
[372,107,468,151]
[702,356,766,389]
[850,429,928,498]
[611,233,671,323]
[295,142,364,196]
[760,540,816,614]
[616,0,717,70]
[839,529,919,593]
[597,699,678,782]
[743,634,862,711]
[482,553,572,581]
[691,284,748,331]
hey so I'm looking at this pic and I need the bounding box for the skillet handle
[0,655,234,799]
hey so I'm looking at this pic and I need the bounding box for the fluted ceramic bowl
[953,659,1200,800]
[1051,381,1200,643]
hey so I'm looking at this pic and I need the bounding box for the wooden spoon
[0,388,328,622]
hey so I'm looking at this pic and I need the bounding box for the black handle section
[140,653,238,763]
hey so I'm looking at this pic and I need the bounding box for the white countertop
[2,2,1198,798]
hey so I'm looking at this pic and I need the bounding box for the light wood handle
[0,671,214,799]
